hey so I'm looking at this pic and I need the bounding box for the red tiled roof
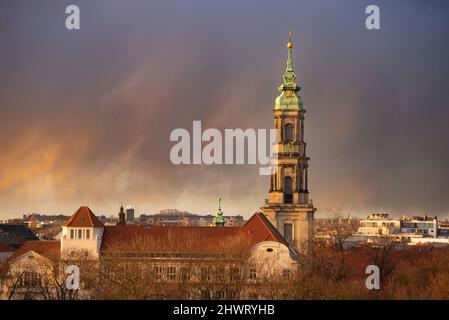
[0,210,289,267]
[100,212,287,253]
[243,212,288,246]
[101,225,245,252]
[64,206,104,228]
[0,240,61,276]
[8,240,61,260]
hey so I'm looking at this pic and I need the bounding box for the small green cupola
[213,198,225,227]
[274,31,304,111]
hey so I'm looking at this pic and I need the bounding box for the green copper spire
[213,197,225,227]
[285,30,295,77]
[275,31,304,111]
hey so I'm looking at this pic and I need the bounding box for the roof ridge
[63,207,79,226]
[64,206,104,228]
[254,212,288,246]
[87,207,95,226]
[4,240,61,266]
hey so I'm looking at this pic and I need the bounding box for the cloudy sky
[1,0,448,219]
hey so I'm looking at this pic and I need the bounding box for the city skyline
[1,0,449,219]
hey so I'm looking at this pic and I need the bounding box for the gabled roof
[0,240,61,276]
[8,240,61,260]
[63,206,104,228]
[101,225,245,253]
[243,212,288,246]
[100,212,288,254]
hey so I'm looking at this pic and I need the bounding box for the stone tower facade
[260,34,315,253]
[118,205,126,225]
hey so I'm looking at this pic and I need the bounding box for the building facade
[261,34,315,253]
[1,206,298,300]
[400,216,437,238]
[125,206,135,223]
[357,213,401,236]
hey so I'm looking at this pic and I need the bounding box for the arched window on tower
[284,176,293,203]
[284,124,294,142]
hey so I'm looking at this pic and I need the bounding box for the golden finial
[287,30,293,49]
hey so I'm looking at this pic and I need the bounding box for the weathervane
[287,30,293,49]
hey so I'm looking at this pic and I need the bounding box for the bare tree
[86,230,253,300]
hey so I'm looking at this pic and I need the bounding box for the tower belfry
[260,32,315,253]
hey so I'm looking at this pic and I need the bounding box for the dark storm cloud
[0,0,448,218]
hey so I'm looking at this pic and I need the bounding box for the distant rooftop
[0,224,38,247]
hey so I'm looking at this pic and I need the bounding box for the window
[180,267,190,281]
[167,267,176,280]
[21,272,40,288]
[70,229,75,239]
[284,176,293,203]
[78,229,82,239]
[284,124,294,141]
[103,265,113,279]
[153,266,163,280]
[249,268,257,280]
[284,223,293,242]
[86,229,90,239]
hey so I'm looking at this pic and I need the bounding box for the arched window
[284,124,294,142]
[284,176,293,203]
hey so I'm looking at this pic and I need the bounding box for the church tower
[260,33,315,253]
[117,204,126,225]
